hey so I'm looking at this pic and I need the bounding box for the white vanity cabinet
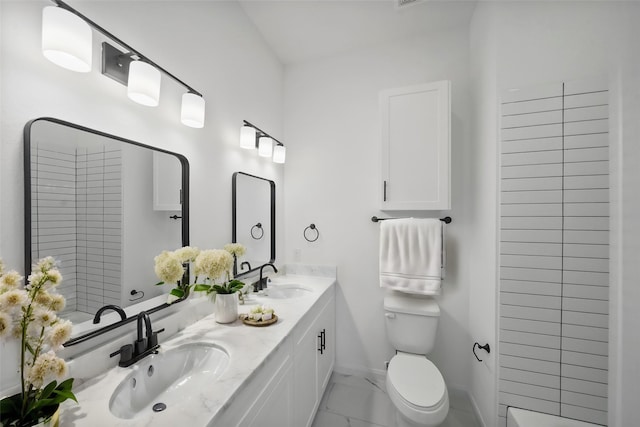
[209,286,335,427]
[379,80,451,211]
[293,294,336,427]
[210,339,294,427]
[239,355,294,427]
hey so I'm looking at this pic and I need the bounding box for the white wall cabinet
[293,295,336,427]
[152,151,182,211]
[379,80,451,210]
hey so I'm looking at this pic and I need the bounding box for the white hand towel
[379,218,443,295]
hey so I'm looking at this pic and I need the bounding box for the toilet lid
[388,353,445,409]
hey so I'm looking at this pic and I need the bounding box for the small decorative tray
[239,313,278,327]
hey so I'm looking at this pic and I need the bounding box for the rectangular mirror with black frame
[232,172,275,276]
[24,117,189,340]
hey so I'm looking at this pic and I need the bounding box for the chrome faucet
[109,311,164,367]
[93,304,126,324]
[252,263,278,292]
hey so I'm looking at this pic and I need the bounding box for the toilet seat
[386,353,449,426]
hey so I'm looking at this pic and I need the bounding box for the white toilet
[384,292,449,427]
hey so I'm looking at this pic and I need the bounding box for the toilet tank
[384,293,440,355]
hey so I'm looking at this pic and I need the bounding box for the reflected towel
[379,218,443,295]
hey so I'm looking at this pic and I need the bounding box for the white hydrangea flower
[174,246,200,263]
[224,243,246,258]
[154,251,184,284]
[194,249,233,281]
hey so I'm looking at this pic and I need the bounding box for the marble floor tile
[324,381,395,426]
[312,410,388,427]
[313,372,482,427]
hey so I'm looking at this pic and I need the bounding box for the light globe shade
[240,125,257,149]
[272,145,286,164]
[127,61,161,106]
[181,93,205,128]
[258,137,273,157]
[42,6,92,73]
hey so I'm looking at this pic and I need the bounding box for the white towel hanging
[379,218,443,295]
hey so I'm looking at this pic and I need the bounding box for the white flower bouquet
[154,244,246,303]
[0,257,77,426]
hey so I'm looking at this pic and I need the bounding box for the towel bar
[371,216,452,224]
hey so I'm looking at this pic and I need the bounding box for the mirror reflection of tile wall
[31,143,122,320]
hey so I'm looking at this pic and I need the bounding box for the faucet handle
[110,344,133,365]
[148,328,165,348]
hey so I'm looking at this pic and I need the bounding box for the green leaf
[169,288,185,298]
[230,282,244,292]
[31,397,56,411]
[56,378,75,393]
[212,284,230,294]
[39,380,58,401]
[51,389,78,404]
[228,279,244,287]
[193,284,211,292]
[154,281,165,286]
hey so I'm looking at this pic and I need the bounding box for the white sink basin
[265,284,312,299]
[109,342,229,419]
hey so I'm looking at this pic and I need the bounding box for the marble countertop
[60,272,336,426]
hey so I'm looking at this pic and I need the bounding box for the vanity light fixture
[127,60,161,107]
[272,144,286,164]
[41,0,205,128]
[258,137,273,157]
[240,120,286,164]
[181,92,206,128]
[240,124,257,149]
[41,6,92,72]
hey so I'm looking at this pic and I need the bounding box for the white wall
[283,27,473,390]
[468,3,499,426]
[612,3,640,425]
[468,2,639,426]
[0,0,284,392]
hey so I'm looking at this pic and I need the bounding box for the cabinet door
[245,364,293,427]
[293,320,320,427]
[152,151,182,211]
[380,80,450,210]
[316,297,335,395]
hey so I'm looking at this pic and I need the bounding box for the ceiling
[238,0,478,65]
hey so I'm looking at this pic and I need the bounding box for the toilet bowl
[386,352,449,427]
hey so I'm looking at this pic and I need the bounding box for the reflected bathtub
[507,408,603,427]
